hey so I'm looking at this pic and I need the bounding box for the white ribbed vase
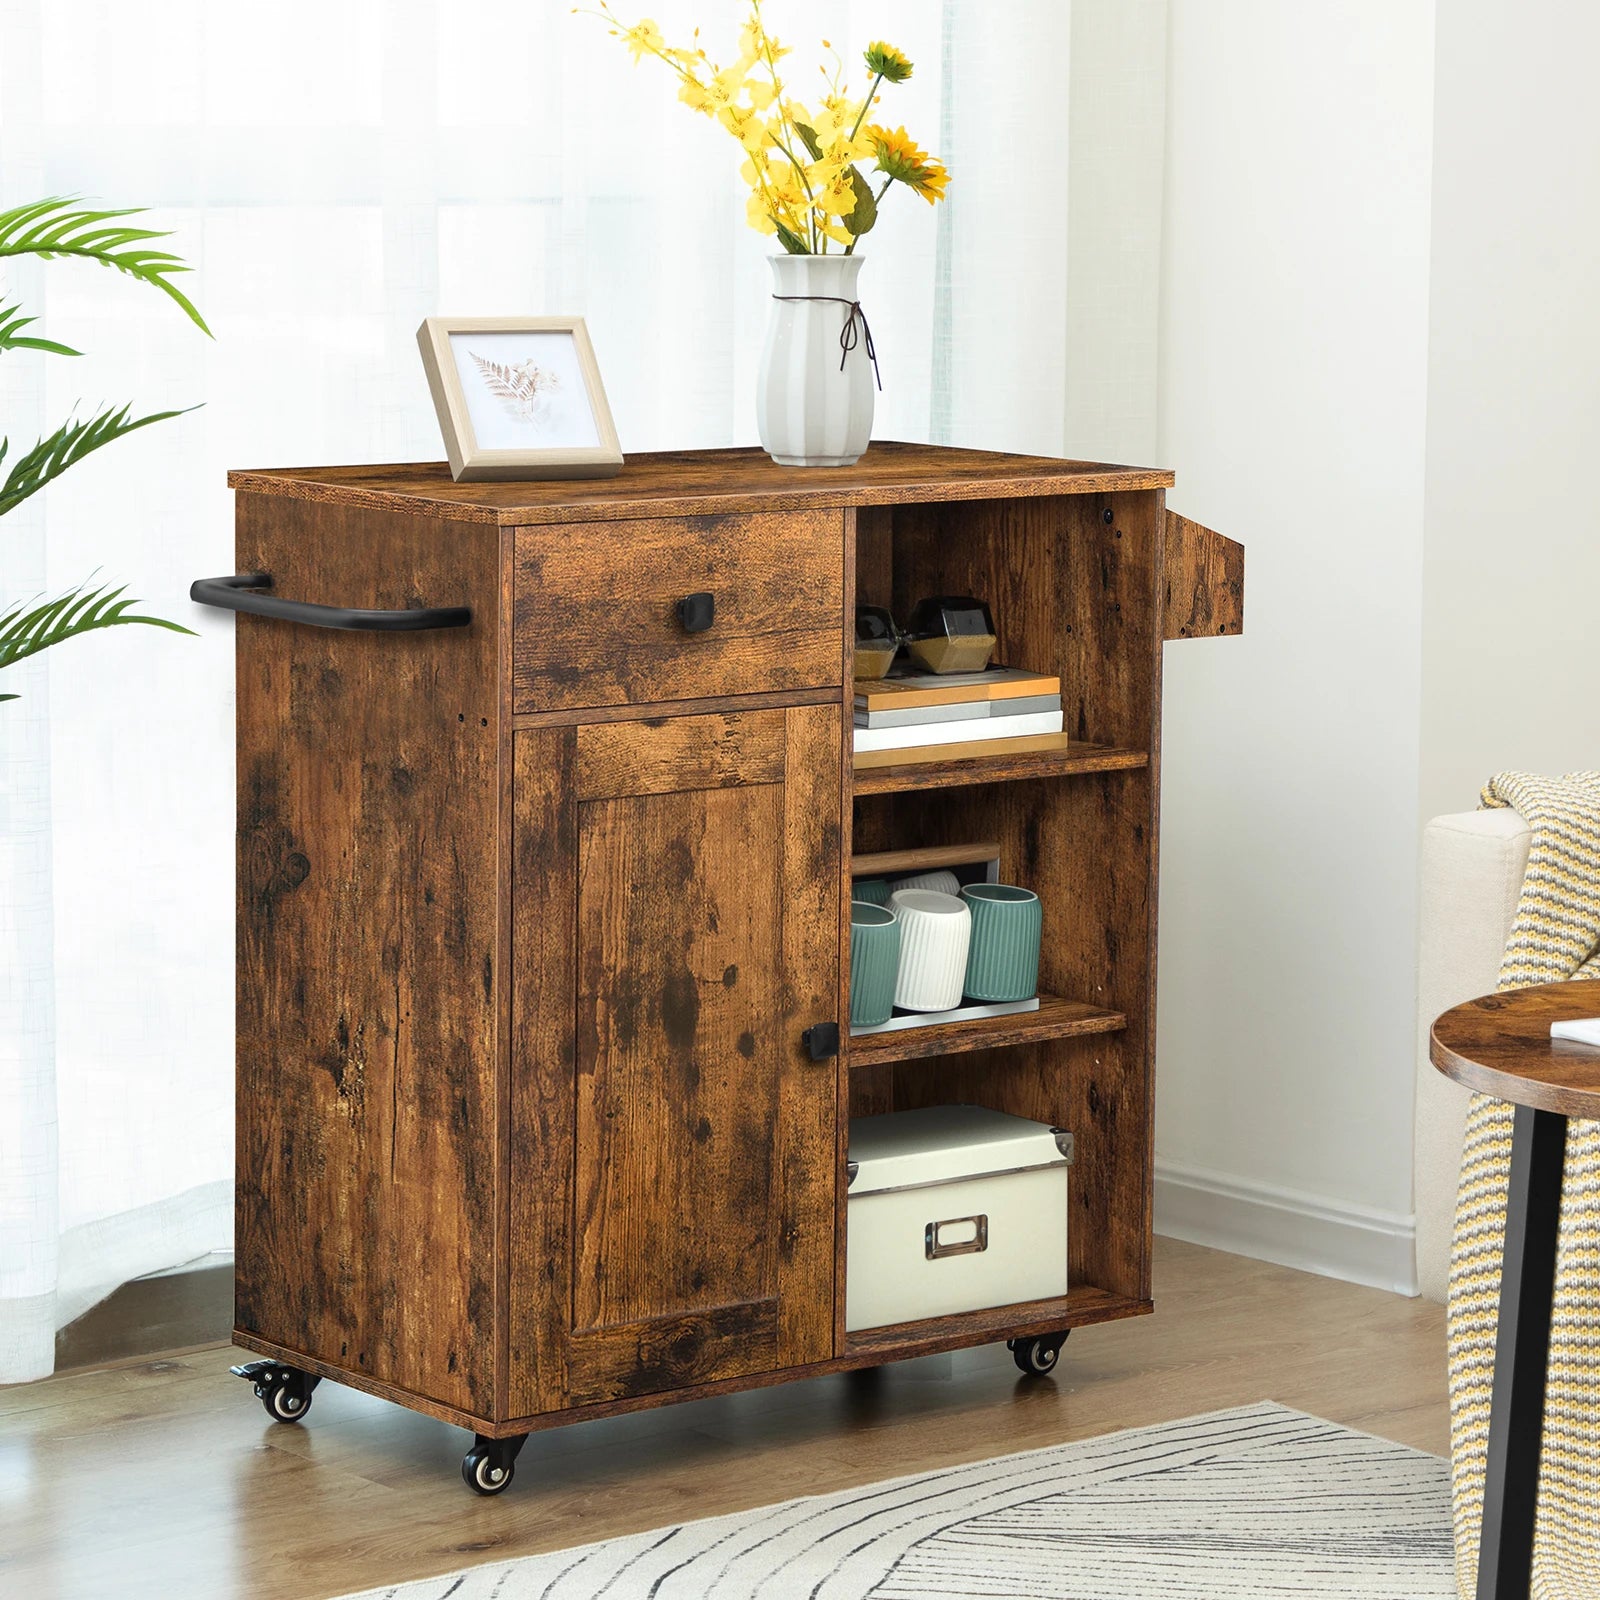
[892,869,962,897]
[757,253,874,467]
[889,888,971,1012]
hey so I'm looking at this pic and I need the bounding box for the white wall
[1418,2,1600,824]
[1153,0,1437,1292]
[1064,1,1169,464]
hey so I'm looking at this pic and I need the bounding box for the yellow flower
[746,192,778,234]
[579,6,951,251]
[864,41,912,83]
[821,129,875,175]
[817,169,858,216]
[719,102,767,152]
[810,93,862,144]
[869,124,949,203]
[678,60,744,115]
[911,157,948,204]
[620,18,665,62]
[769,166,808,211]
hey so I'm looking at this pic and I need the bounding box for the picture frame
[416,316,623,483]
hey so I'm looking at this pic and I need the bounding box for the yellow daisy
[869,124,949,203]
[864,41,912,83]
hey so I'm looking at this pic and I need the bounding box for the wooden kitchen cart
[195,443,1243,1493]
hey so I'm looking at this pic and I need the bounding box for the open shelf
[844,490,1174,1332]
[846,1284,1151,1355]
[848,992,1125,1065]
[852,740,1147,796]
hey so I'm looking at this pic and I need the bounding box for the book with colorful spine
[852,667,1065,766]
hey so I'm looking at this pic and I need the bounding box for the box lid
[847,1105,1072,1195]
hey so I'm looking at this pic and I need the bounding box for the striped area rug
[338,1403,1453,1599]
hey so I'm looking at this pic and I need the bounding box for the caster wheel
[463,1450,515,1495]
[462,1432,528,1496]
[230,1360,320,1424]
[265,1375,315,1422]
[1008,1333,1068,1376]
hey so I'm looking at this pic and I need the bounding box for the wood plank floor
[0,1240,1447,1600]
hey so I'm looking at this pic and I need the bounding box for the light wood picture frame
[416,316,623,482]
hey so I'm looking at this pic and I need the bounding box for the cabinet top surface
[227,442,1174,527]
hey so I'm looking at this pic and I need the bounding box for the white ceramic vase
[889,888,971,1012]
[892,869,963,897]
[757,253,874,467]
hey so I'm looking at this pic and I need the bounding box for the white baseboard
[1154,1158,1419,1297]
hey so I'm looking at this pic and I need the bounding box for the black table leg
[1476,1103,1568,1600]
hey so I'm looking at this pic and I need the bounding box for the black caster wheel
[230,1360,321,1424]
[462,1432,528,1496]
[1007,1332,1068,1376]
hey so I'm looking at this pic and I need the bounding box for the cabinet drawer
[511,510,844,712]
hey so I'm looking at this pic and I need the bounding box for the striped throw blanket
[1449,771,1600,1598]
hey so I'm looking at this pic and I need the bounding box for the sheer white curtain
[0,0,1165,1382]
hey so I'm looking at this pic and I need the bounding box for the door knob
[676,592,715,633]
[802,1022,840,1060]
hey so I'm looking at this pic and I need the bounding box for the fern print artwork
[468,351,562,432]
[449,329,602,453]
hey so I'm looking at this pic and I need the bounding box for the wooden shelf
[852,740,1147,796]
[846,1284,1152,1355]
[848,992,1125,1065]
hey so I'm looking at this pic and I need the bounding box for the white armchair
[1413,807,1532,1302]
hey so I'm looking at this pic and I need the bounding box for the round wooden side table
[1431,978,1600,1600]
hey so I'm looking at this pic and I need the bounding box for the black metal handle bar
[190,573,471,632]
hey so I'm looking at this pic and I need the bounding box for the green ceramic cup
[849,901,902,1027]
[852,877,893,907]
[960,883,1042,1003]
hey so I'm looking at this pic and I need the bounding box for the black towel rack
[190,573,471,632]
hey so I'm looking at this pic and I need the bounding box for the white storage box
[845,1104,1072,1333]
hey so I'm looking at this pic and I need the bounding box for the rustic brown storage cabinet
[204,443,1242,1493]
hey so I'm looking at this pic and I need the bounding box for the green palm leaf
[0,580,195,699]
[0,197,211,336]
[0,299,81,357]
[0,403,196,520]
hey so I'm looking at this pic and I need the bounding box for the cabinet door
[509,704,842,1416]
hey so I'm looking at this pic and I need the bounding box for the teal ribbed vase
[849,901,901,1027]
[852,877,892,907]
[960,884,1042,1002]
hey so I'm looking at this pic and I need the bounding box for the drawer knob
[802,1021,839,1061]
[675,591,715,633]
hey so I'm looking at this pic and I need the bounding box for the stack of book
[853,667,1065,769]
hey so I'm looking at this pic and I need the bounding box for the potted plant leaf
[0,197,211,702]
